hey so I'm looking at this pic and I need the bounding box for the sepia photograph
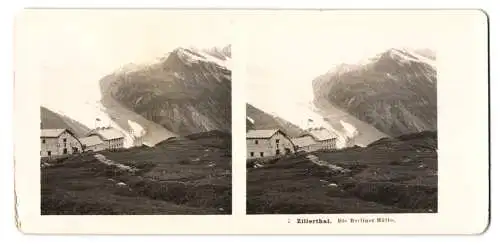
[17,10,232,215]
[245,14,438,214]
[12,9,488,235]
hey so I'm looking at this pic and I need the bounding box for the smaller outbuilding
[291,127,338,153]
[79,135,107,152]
[86,127,125,150]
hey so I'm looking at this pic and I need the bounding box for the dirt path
[94,153,138,173]
[305,154,350,173]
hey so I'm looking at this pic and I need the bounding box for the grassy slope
[247,131,437,214]
[41,132,231,215]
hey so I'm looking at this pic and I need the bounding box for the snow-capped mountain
[40,45,231,148]
[313,48,437,140]
[247,47,435,148]
[172,46,232,70]
[99,45,232,147]
[203,44,231,61]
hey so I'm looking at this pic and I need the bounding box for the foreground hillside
[247,131,437,214]
[313,48,437,138]
[41,131,231,215]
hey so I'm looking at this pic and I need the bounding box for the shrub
[347,182,437,211]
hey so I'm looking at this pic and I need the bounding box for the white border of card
[14,9,489,235]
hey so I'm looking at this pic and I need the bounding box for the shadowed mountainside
[313,48,436,138]
[99,46,231,142]
[246,103,306,137]
[40,106,90,137]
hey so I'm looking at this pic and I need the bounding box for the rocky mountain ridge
[313,48,437,138]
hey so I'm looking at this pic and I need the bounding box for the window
[276,149,280,155]
[250,152,254,157]
[63,138,67,143]
[63,148,68,154]
[42,139,46,144]
[47,151,51,156]
[260,152,264,157]
[276,139,280,143]
[255,140,258,144]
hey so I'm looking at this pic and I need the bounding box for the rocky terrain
[99,46,232,140]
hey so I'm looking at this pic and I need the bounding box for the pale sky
[15,10,232,119]
[244,11,440,110]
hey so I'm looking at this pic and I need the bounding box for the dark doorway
[63,148,68,154]
[276,149,280,155]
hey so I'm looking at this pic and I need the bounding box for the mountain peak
[312,46,437,139]
[203,45,231,59]
[166,46,231,69]
[380,48,412,60]
[172,47,206,61]
[369,47,436,70]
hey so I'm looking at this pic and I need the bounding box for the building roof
[79,135,104,146]
[41,129,67,138]
[246,129,280,139]
[291,135,317,147]
[88,127,124,140]
[306,128,338,141]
